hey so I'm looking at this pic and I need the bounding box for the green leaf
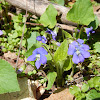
[81,83,89,92]
[24,43,43,58]
[55,60,65,86]
[86,89,100,100]
[66,0,95,25]
[69,85,81,95]
[40,4,57,28]
[53,39,69,86]
[75,93,86,100]
[22,39,26,47]
[54,0,65,6]
[62,30,72,39]
[12,14,22,23]
[46,72,57,90]
[28,70,37,76]
[0,59,20,94]
[14,23,27,35]
[12,31,18,38]
[22,17,26,23]
[93,42,100,53]
[12,16,20,23]
[0,4,2,11]
[54,39,68,62]
[27,32,39,50]
[63,57,72,71]
[31,27,41,30]
[88,15,99,30]
[97,61,100,67]
[88,78,94,88]
[45,53,52,61]
[93,77,100,90]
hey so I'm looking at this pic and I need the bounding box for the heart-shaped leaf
[40,4,57,28]
[0,59,20,94]
[67,0,95,25]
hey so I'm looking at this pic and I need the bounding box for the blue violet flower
[56,42,61,46]
[46,29,57,41]
[27,47,48,69]
[85,26,95,40]
[17,68,23,74]
[0,30,3,36]
[73,29,80,33]
[68,39,90,64]
[36,36,47,44]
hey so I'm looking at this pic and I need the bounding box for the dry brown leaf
[44,88,74,100]
[4,51,17,60]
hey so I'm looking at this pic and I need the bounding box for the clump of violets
[36,36,47,44]
[0,30,3,36]
[27,47,48,69]
[68,39,90,64]
[46,28,57,41]
[85,26,95,40]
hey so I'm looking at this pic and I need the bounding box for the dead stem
[26,22,43,26]
[15,0,27,71]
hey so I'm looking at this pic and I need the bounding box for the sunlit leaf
[81,83,89,92]
[0,59,20,94]
[63,57,72,71]
[69,85,81,95]
[46,72,57,90]
[93,42,100,53]
[27,32,39,50]
[67,0,95,25]
[54,39,68,62]
[40,4,57,28]
[86,89,100,100]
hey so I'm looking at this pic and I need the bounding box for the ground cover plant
[0,0,100,99]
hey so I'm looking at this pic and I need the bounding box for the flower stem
[78,25,84,38]
[62,32,64,41]
[42,45,54,59]
[78,63,82,71]
[70,63,74,77]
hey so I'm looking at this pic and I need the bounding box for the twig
[56,23,76,31]
[26,22,43,26]
[26,22,76,31]
[15,0,27,71]
[90,74,100,77]
[74,76,83,82]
